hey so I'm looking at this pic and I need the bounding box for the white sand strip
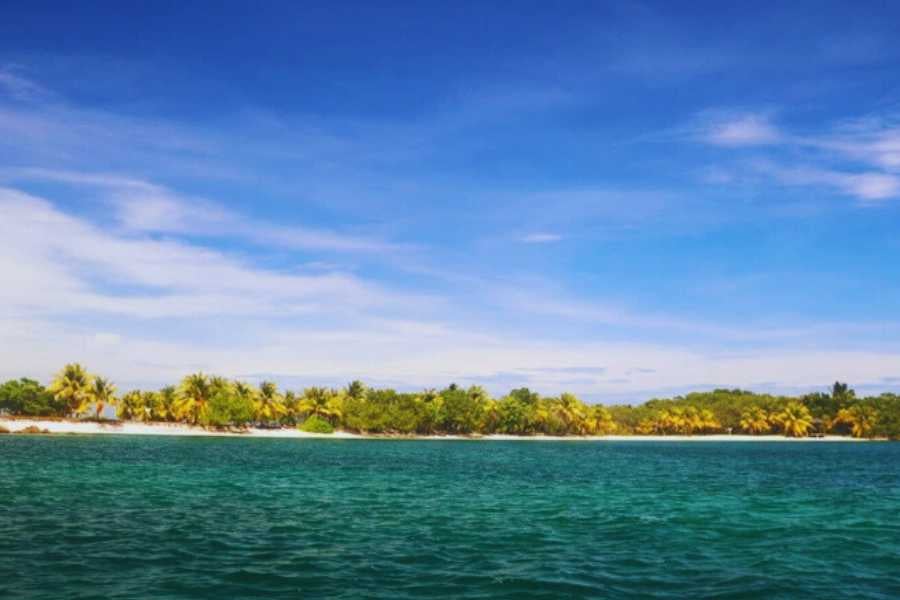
[0,418,870,441]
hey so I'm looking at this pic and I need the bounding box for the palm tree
[556,393,588,434]
[740,407,770,434]
[833,405,878,438]
[775,401,813,437]
[525,398,555,434]
[174,373,212,425]
[654,408,685,434]
[155,386,177,421]
[586,405,616,435]
[118,390,148,421]
[254,381,287,425]
[697,408,720,433]
[88,377,117,419]
[49,363,94,417]
[480,398,502,433]
[300,387,343,424]
[682,407,702,434]
[635,417,656,435]
[233,381,257,404]
[346,380,367,400]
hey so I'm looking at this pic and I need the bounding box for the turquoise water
[1,437,899,599]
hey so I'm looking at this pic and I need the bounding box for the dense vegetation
[1,364,898,439]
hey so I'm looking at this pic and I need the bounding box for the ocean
[2,436,898,598]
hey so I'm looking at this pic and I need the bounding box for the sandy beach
[0,418,868,441]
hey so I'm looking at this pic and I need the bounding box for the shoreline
[0,418,872,441]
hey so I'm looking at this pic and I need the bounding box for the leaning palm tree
[833,405,879,439]
[174,373,212,425]
[740,406,771,434]
[254,381,287,425]
[88,377,117,419]
[49,363,94,417]
[775,401,814,437]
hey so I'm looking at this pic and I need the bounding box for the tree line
[1,364,898,438]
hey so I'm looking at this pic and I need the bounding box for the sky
[2,1,900,402]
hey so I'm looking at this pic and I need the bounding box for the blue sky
[2,1,900,401]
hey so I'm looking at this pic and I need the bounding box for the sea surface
[1,436,899,599]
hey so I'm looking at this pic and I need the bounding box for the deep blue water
[1,436,899,599]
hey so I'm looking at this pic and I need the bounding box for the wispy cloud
[702,113,782,146]
[0,167,404,253]
[809,116,900,172]
[696,110,900,202]
[0,186,433,321]
[519,232,563,243]
[0,66,50,102]
[758,164,900,202]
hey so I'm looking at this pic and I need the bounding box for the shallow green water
[1,437,899,599]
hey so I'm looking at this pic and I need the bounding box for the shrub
[201,388,254,428]
[299,415,334,434]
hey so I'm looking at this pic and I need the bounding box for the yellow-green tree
[174,373,212,425]
[88,377,117,419]
[555,393,588,434]
[585,405,617,435]
[739,407,770,434]
[254,381,287,424]
[118,390,147,421]
[153,386,177,421]
[49,363,94,417]
[300,387,343,424]
[480,398,502,433]
[833,405,878,438]
[775,401,813,437]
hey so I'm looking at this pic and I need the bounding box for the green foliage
[0,378,65,416]
[299,414,334,433]
[6,367,900,439]
[201,385,255,428]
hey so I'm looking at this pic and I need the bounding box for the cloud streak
[702,113,782,146]
[519,232,563,243]
[1,167,405,253]
[696,111,900,202]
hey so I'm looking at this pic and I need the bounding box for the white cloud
[519,232,563,243]
[698,110,900,202]
[842,171,900,201]
[0,187,433,321]
[0,168,402,253]
[758,164,900,202]
[809,120,900,172]
[703,114,781,146]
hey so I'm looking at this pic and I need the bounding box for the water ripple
[1,438,899,599]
